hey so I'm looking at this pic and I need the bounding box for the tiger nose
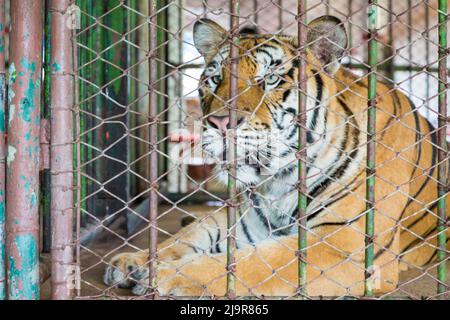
[207,115,230,132]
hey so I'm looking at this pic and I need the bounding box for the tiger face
[193,16,348,187]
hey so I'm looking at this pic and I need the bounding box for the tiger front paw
[103,252,207,296]
[103,252,149,291]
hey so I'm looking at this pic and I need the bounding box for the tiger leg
[103,208,228,289]
[149,231,399,297]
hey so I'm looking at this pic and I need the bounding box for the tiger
[103,16,450,297]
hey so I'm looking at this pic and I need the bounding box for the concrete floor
[41,204,450,300]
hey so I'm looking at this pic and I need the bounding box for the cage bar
[252,0,258,24]
[0,0,5,301]
[226,0,239,299]
[407,0,413,93]
[6,0,43,300]
[49,0,75,300]
[278,0,283,30]
[437,0,448,297]
[365,0,378,297]
[385,0,394,80]
[297,0,308,298]
[41,0,52,255]
[73,7,81,297]
[425,3,431,118]
[148,0,159,298]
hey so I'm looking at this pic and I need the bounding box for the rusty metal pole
[49,0,74,300]
[437,0,448,297]
[0,0,6,301]
[226,0,239,299]
[148,0,159,298]
[365,0,378,297]
[296,0,308,298]
[6,0,43,300]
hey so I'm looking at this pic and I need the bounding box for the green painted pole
[297,0,308,298]
[41,0,52,254]
[0,0,6,301]
[76,0,87,216]
[437,0,448,297]
[365,0,378,297]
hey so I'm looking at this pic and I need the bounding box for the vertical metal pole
[73,11,81,298]
[297,0,308,298]
[148,0,159,298]
[348,0,353,65]
[0,0,6,301]
[227,0,239,299]
[407,0,413,93]
[386,0,395,81]
[365,0,378,297]
[437,0,448,297]
[41,0,52,255]
[252,0,258,25]
[203,0,208,19]
[278,0,283,31]
[6,0,43,300]
[425,3,431,118]
[49,0,74,300]
[78,0,87,216]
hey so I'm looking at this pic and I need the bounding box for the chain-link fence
[1,0,450,300]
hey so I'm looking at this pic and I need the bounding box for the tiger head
[193,16,348,187]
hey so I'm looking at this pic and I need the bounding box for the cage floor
[41,204,450,299]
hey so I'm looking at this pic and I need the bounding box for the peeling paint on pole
[8,234,39,299]
[0,0,6,300]
[50,0,74,300]
[6,0,43,300]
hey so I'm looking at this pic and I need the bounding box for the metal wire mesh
[69,0,450,300]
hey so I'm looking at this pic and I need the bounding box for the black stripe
[401,225,437,253]
[308,97,359,206]
[208,216,222,254]
[250,194,276,232]
[309,73,324,136]
[381,91,400,137]
[311,221,347,228]
[406,96,422,181]
[215,228,221,253]
[187,245,199,254]
[207,229,215,254]
[273,207,298,237]
[309,169,365,219]
[282,89,291,103]
[422,237,450,265]
[266,106,284,130]
[239,210,255,244]
[403,201,438,233]
[353,229,398,263]
[287,124,298,140]
[400,118,437,228]
[311,207,363,230]
[274,163,297,179]
[374,230,397,260]
[284,107,296,115]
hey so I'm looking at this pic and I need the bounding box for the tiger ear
[307,16,348,74]
[193,19,227,58]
